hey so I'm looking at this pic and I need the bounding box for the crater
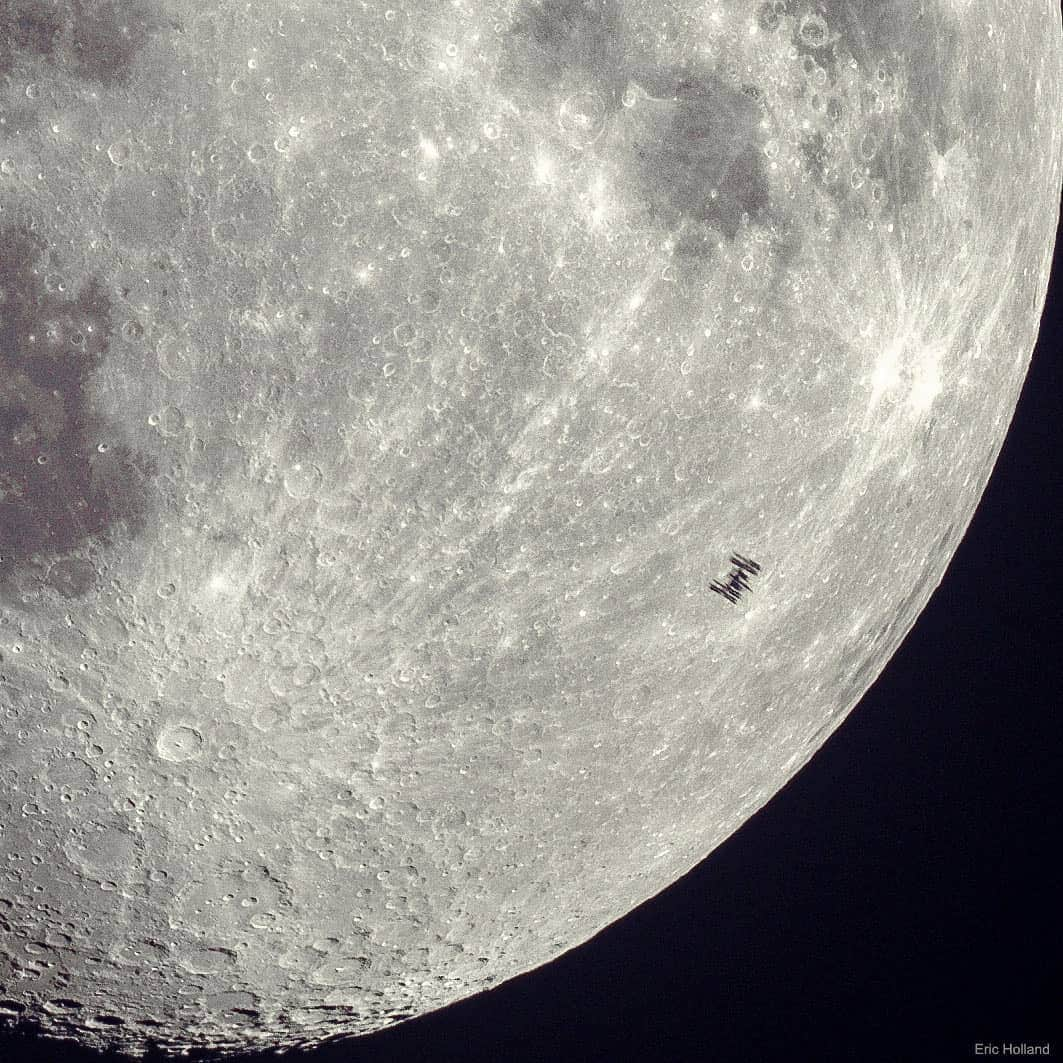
[155,723,204,763]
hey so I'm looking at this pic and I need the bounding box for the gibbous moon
[0,0,1060,1055]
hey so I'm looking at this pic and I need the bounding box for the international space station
[709,553,762,604]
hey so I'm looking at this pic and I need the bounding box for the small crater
[43,998,84,1014]
[122,319,145,341]
[45,755,95,791]
[557,90,607,147]
[174,866,290,937]
[152,404,186,436]
[283,462,323,501]
[107,140,132,166]
[64,823,138,875]
[800,130,830,181]
[203,990,257,1013]
[311,955,372,987]
[798,13,830,47]
[755,2,784,32]
[181,946,237,976]
[46,556,98,598]
[155,723,203,762]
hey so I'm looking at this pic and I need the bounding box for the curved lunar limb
[0,0,1060,1055]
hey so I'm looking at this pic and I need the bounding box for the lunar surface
[0,0,1060,1055]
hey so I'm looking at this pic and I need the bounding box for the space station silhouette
[710,553,762,604]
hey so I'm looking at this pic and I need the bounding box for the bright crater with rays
[0,0,1060,1057]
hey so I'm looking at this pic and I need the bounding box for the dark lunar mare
[0,225,155,598]
[501,0,947,262]
[503,0,626,85]
[624,68,773,244]
[0,0,163,599]
[764,0,968,216]
[0,0,162,84]
[503,1,778,259]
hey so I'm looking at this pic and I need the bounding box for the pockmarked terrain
[0,0,1060,1054]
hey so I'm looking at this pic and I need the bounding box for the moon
[0,0,1060,1056]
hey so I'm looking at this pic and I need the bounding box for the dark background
[3,225,1060,1063]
